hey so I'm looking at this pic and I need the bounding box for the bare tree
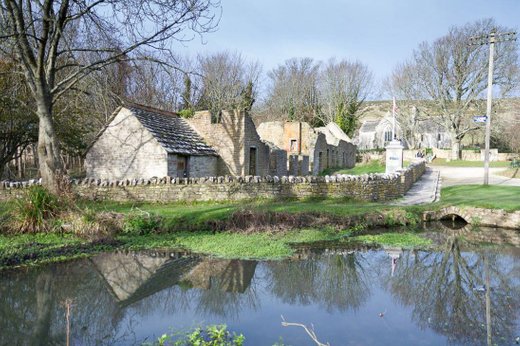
[125,59,186,112]
[0,60,37,176]
[0,0,220,192]
[386,18,519,159]
[319,58,374,137]
[265,57,321,124]
[194,51,261,117]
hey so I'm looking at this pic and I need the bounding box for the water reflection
[265,252,370,312]
[0,233,519,346]
[383,237,520,345]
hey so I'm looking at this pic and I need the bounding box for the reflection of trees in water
[385,237,520,345]
[0,256,262,345]
[0,261,131,346]
[266,253,370,312]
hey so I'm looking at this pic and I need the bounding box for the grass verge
[321,160,385,175]
[430,158,511,167]
[440,185,520,211]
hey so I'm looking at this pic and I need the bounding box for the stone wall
[430,148,517,161]
[0,162,426,203]
[268,150,288,176]
[189,156,218,177]
[85,108,168,180]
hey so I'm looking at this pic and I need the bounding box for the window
[290,139,298,152]
[270,154,277,170]
[211,111,222,124]
[437,133,442,141]
[384,130,393,142]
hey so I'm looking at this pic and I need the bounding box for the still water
[1,230,519,345]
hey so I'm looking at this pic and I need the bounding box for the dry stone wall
[0,162,426,203]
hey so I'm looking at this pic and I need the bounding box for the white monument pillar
[386,140,404,173]
[386,97,404,174]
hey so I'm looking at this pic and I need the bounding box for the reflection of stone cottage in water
[90,252,200,307]
[91,252,258,307]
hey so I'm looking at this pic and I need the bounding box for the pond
[0,228,519,346]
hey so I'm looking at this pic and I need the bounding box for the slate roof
[359,119,379,133]
[128,106,218,156]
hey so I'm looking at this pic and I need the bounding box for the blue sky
[183,0,519,89]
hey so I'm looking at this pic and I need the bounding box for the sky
[182,0,519,96]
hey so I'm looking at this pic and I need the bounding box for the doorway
[177,155,189,177]
[249,147,257,176]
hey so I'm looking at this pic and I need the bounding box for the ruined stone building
[85,105,288,180]
[186,109,283,177]
[85,103,357,180]
[256,121,357,175]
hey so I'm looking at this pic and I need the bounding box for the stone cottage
[85,105,288,180]
[256,121,357,175]
[85,105,218,180]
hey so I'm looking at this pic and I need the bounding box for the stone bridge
[425,206,520,230]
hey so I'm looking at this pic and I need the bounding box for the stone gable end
[85,108,168,180]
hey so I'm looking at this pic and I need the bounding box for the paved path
[435,166,520,186]
[393,167,440,206]
[393,165,520,206]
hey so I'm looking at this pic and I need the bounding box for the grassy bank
[440,185,520,211]
[430,158,511,167]
[1,184,519,268]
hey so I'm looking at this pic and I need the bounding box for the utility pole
[469,30,517,185]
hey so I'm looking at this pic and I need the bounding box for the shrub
[11,186,61,233]
[63,210,124,240]
[178,108,195,119]
[143,325,244,346]
[123,211,162,235]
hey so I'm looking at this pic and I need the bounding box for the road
[435,166,520,187]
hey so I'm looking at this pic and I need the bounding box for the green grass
[352,232,432,248]
[321,160,386,175]
[0,232,112,268]
[440,185,520,211]
[2,182,520,268]
[119,228,345,259]
[430,158,511,167]
[79,197,389,224]
[322,160,413,176]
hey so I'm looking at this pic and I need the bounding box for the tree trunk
[36,90,64,194]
